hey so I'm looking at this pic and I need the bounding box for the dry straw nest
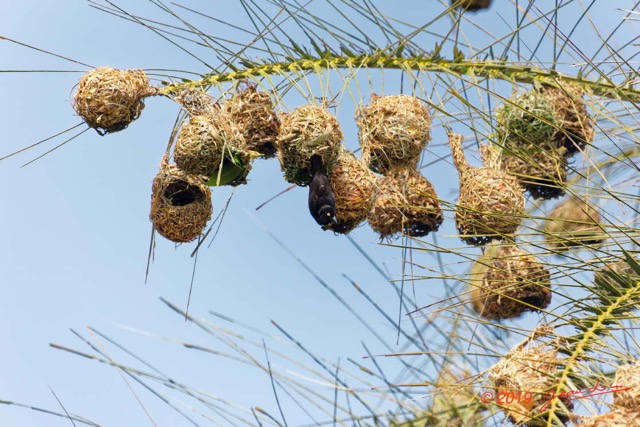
[489,334,570,426]
[451,0,492,11]
[543,197,605,252]
[613,361,640,410]
[496,84,594,157]
[357,94,431,174]
[174,108,252,186]
[498,143,568,200]
[150,161,212,243]
[277,105,343,186]
[172,87,217,116]
[469,243,552,320]
[329,147,376,235]
[222,85,280,158]
[367,167,443,239]
[581,409,640,427]
[73,66,157,134]
[448,133,525,246]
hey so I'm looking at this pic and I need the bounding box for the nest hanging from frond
[150,160,212,243]
[329,147,376,234]
[498,143,568,200]
[581,409,640,427]
[469,243,552,320]
[543,197,605,252]
[174,109,253,186]
[222,85,280,158]
[613,361,640,410]
[451,0,492,11]
[489,334,571,426]
[73,66,157,134]
[276,105,343,186]
[367,167,443,239]
[172,87,217,116]
[357,94,431,174]
[448,133,525,246]
[496,84,594,156]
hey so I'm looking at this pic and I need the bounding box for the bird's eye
[327,212,331,216]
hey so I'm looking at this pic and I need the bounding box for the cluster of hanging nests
[495,84,594,200]
[487,329,640,427]
[454,84,603,321]
[70,60,633,427]
[72,69,446,241]
[72,67,606,322]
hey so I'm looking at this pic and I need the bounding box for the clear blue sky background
[0,1,637,426]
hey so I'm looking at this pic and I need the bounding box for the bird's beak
[331,216,338,225]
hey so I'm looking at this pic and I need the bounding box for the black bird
[308,154,337,228]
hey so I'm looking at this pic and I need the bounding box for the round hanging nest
[490,336,571,426]
[357,94,431,174]
[449,133,525,246]
[613,361,640,410]
[496,84,594,157]
[498,143,568,200]
[174,108,253,186]
[581,409,640,427]
[543,197,605,252]
[222,85,280,158]
[451,0,492,11]
[73,66,157,134]
[329,147,376,234]
[276,105,343,186]
[150,161,212,243]
[469,243,552,320]
[367,167,443,239]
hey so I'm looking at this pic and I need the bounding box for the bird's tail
[310,154,323,175]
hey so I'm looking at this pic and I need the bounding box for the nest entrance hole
[164,180,205,206]
[520,294,548,308]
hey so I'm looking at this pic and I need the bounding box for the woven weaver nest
[329,147,376,235]
[613,361,640,410]
[277,105,343,186]
[172,87,217,116]
[497,143,568,200]
[449,133,525,246]
[451,0,492,11]
[543,197,605,252]
[581,409,640,427]
[222,85,280,159]
[489,332,571,426]
[150,160,212,243]
[469,243,552,320]
[73,66,157,134]
[367,167,443,240]
[357,94,431,174]
[496,84,594,157]
[174,108,253,187]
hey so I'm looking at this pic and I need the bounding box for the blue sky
[0,1,638,426]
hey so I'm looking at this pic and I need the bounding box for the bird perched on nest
[308,154,337,229]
